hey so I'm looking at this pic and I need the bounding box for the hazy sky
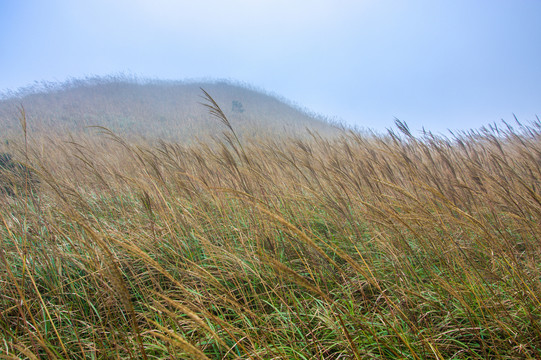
[1,0,540,134]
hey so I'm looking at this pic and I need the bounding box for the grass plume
[1,102,541,358]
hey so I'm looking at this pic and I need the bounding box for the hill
[0,76,340,142]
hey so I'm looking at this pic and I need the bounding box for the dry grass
[1,102,540,359]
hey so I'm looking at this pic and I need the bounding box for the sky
[1,0,540,134]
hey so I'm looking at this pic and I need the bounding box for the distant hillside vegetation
[0,76,340,142]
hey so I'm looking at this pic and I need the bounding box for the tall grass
[1,103,540,358]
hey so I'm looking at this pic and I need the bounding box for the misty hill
[0,77,339,142]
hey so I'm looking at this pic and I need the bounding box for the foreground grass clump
[1,114,541,358]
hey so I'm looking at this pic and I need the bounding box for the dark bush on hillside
[0,153,39,196]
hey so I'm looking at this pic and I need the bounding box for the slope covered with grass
[1,101,540,358]
[0,76,339,142]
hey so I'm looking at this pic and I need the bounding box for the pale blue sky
[1,0,540,134]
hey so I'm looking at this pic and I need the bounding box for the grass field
[1,103,540,359]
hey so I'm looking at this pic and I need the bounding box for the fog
[1,0,540,134]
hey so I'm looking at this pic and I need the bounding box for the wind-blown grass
[1,101,540,359]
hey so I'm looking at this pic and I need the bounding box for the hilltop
[0,76,340,142]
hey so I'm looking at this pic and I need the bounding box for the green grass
[1,107,541,359]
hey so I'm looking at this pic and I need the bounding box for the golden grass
[1,104,540,358]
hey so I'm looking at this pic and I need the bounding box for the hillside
[0,77,340,142]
